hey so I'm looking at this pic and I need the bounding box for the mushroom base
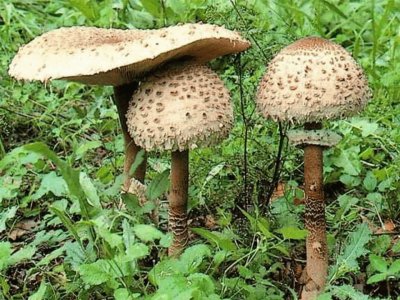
[114,84,147,190]
[301,122,328,300]
[168,150,189,257]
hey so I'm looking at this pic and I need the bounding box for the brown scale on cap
[126,64,233,152]
[256,36,371,123]
[9,24,250,86]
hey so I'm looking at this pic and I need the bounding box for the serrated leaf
[326,284,371,300]
[33,171,67,199]
[78,260,110,285]
[277,226,307,240]
[329,223,371,281]
[369,254,388,273]
[145,169,170,201]
[351,119,379,137]
[133,224,164,242]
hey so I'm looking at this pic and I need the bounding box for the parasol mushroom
[126,63,233,256]
[8,23,250,191]
[256,36,370,299]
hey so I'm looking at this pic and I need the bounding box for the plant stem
[301,122,328,299]
[168,150,189,256]
[113,84,147,190]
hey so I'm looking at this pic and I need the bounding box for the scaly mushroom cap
[256,37,370,123]
[126,64,233,152]
[9,24,250,86]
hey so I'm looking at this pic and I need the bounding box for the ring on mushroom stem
[8,23,250,200]
[126,63,234,256]
[256,36,371,299]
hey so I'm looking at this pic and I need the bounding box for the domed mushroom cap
[9,24,250,86]
[256,37,370,123]
[126,64,233,152]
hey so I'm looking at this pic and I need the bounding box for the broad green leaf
[388,260,400,275]
[146,169,170,201]
[140,0,162,18]
[0,242,11,271]
[332,149,361,176]
[97,227,123,249]
[159,232,173,248]
[191,228,236,251]
[0,206,18,232]
[9,246,36,265]
[79,172,101,208]
[129,149,145,177]
[68,0,99,20]
[126,243,149,260]
[179,244,211,273]
[33,171,67,199]
[363,172,377,192]
[37,246,66,266]
[50,207,83,249]
[28,281,47,300]
[78,260,110,285]
[392,240,400,253]
[329,223,371,281]
[367,273,387,284]
[24,143,92,220]
[351,119,379,137]
[369,254,388,273]
[114,288,139,300]
[122,219,134,251]
[325,284,371,300]
[277,226,307,240]
[133,224,164,242]
[75,140,102,160]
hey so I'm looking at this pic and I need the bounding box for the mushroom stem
[301,122,328,299]
[114,84,147,190]
[168,150,189,257]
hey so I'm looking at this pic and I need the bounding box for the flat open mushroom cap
[256,37,371,123]
[126,63,233,152]
[9,24,250,86]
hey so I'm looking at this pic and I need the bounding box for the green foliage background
[0,0,400,299]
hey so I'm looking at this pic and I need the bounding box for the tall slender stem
[113,84,147,190]
[301,122,328,299]
[168,150,189,256]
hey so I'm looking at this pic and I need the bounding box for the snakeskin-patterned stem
[114,83,147,190]
[168,150,189,257]
[301,122,328,300]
